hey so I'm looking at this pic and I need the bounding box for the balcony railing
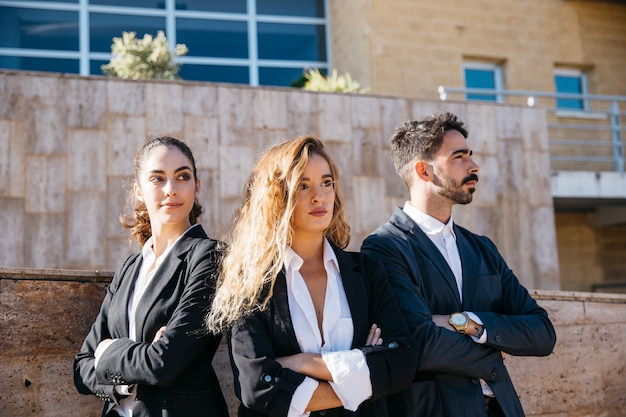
[438,86,626,172]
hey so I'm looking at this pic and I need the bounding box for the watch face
[450,313,467,326]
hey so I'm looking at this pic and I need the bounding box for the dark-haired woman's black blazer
[74,225,229,417]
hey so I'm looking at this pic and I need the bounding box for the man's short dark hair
[390,111,468,188]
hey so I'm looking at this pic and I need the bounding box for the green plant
[101,31,188,80]
[302,68,368,94]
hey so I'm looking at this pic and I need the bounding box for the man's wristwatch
[448,312,469,334]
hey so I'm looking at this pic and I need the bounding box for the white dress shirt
[403,203,494,397]
[284,239,372,417]
[403,202,463,298]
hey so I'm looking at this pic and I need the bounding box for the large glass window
[0,0,329,86]
[90,59,108,75]
[176,0,246,13]
[259,66,308,87]
[554,68,587,110]
[90,14,165,54]
[0,6,79,50]
[257,0,325,17]
[179,64,249,84]
[177,19,248,59]
[91,0,165,8]
[463,61,503,103]
[0,56,79,73]
[258,23,326,61]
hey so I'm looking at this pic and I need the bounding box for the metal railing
[437,86,626,172]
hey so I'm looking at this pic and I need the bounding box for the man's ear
[414,161,432,182]
[134,183,144,202]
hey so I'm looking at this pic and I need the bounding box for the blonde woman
[207,136,416,417]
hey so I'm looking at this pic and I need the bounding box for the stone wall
[0,70,559,290]
[1,269,624,417]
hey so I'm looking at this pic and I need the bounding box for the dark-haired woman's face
[292,154,335,243]
[134,145,199,231]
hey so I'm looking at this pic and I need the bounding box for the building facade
[1,0,625,292]
[328,0,626,293]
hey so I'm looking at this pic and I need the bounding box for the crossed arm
[275,324,383,411]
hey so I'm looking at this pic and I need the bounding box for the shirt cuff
[465,312,487,344]
[114,384,134,395]
[321,349,372,411]
[94,339,117,369]
[287,376,318,417]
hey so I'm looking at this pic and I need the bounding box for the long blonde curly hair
[206,136,350,333]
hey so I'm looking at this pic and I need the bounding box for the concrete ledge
[0,266,113,282]
[551,170,626,200]
[531,288,626,303]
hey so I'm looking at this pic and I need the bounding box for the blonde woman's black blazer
[228,243,417,417]
[74,225,229,417]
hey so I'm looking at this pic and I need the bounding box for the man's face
[430,129,480,205]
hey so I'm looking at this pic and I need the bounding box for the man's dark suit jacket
[74,225,229,417]
[228,244,417,417]
[362,208,557,417]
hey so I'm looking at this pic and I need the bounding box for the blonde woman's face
[292,154,335,242]
[134,145,199,231]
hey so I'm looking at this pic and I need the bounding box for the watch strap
[475,325,485,339]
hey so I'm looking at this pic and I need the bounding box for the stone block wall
[0,70,559,290]
[1,269,624,417]
[507,290,626,417]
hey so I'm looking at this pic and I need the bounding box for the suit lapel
[455,225,477,310]
[331,245,368,349]
[391,208,462,306]
[133,225,206,341]
[109,257,142,339]
[272,272,302,353]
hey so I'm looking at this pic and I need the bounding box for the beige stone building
[329,0,626,293]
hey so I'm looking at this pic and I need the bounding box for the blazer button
[495,334,501,343]
[490,372,497,380]
[320,411,327,416]
[388,342,397,349]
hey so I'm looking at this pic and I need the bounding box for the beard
[431,169,477,205]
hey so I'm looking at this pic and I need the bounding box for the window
[0,0,329,87]
[554,68,587,111]
[463,61,503,103]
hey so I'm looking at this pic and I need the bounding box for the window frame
[0,0,331,87]
[462,61,504,103]
[554,68,589,111]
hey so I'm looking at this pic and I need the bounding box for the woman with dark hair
[207,135,416,417]
[74,136,229,417]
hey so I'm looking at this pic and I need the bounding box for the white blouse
[283,239,372,417]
